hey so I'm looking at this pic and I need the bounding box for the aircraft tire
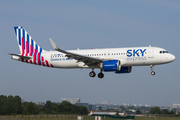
[89,71,96,77]
[98,73,104,78]
[151,71,155,75]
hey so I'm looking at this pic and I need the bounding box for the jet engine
[100,60,121,71]
[115,66,132,73]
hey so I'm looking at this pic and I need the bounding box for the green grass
[0,115,180,120]
[135,116,180,120]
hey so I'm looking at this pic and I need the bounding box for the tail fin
[14,26,44,65]
[14,26,44,55]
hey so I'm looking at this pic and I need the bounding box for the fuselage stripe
[18,29,21,45]
[39,48,42,65]
[41,56,45,66]
[31,39,34,56]
[37,53,40,65]
[21,37,25,62]
[27,34,29,55]
[45,60,49,67]
[33,43,37,64]
[23,29,25,50]
[21,37,24,55]
[26,40,29,56]
[33,49,37,64]
[50,64,54,67]
[35,44,38,63]
[25,41,29,63]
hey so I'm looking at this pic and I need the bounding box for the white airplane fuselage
[10,26,175,78]
[44,47,175,68]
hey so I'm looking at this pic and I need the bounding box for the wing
[49,38,103,65]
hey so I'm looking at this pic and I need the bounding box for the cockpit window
[160,51,169,54]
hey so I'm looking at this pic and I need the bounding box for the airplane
[9,26,175,78]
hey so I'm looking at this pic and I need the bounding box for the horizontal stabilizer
[8,53,32,60]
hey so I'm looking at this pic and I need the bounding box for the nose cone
[169,54,175,62]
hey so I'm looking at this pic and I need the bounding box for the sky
[0,0,180,106]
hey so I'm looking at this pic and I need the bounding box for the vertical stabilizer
[14,26,48,66]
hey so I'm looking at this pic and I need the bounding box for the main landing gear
[98,69,104,78]
[89,70,96,77]
[89,69,104,78]
[150,65,155,75]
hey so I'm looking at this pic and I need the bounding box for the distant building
[96,106,102,111]
[76,103,89,110]
[102,106,107,110]
[101,101,111,105]
[89,104,96,111]
[61,98,80,104]
[170,104,180,111]
[172,104,180,108]
[35,102,45,106]
[145,104,150,107]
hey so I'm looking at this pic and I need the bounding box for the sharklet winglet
[49,38,59,51]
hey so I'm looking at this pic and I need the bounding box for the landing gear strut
[89,69,96,77]
[98,69,104,78]
[150,65,155,75]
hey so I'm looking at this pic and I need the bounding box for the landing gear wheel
[98,73,104,78]
[150,65,155,76]
[151,71,155,75]
[89,71,96,77]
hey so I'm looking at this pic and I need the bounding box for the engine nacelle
[100,60,121,71]
[115,66,132,74]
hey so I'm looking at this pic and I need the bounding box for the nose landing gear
[150,65,155,75]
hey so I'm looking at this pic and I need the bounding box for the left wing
[49,38,103,65]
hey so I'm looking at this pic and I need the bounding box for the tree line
[0,95,88,115]
[136,107,180,117]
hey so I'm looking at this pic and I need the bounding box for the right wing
[49,38,103,65]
